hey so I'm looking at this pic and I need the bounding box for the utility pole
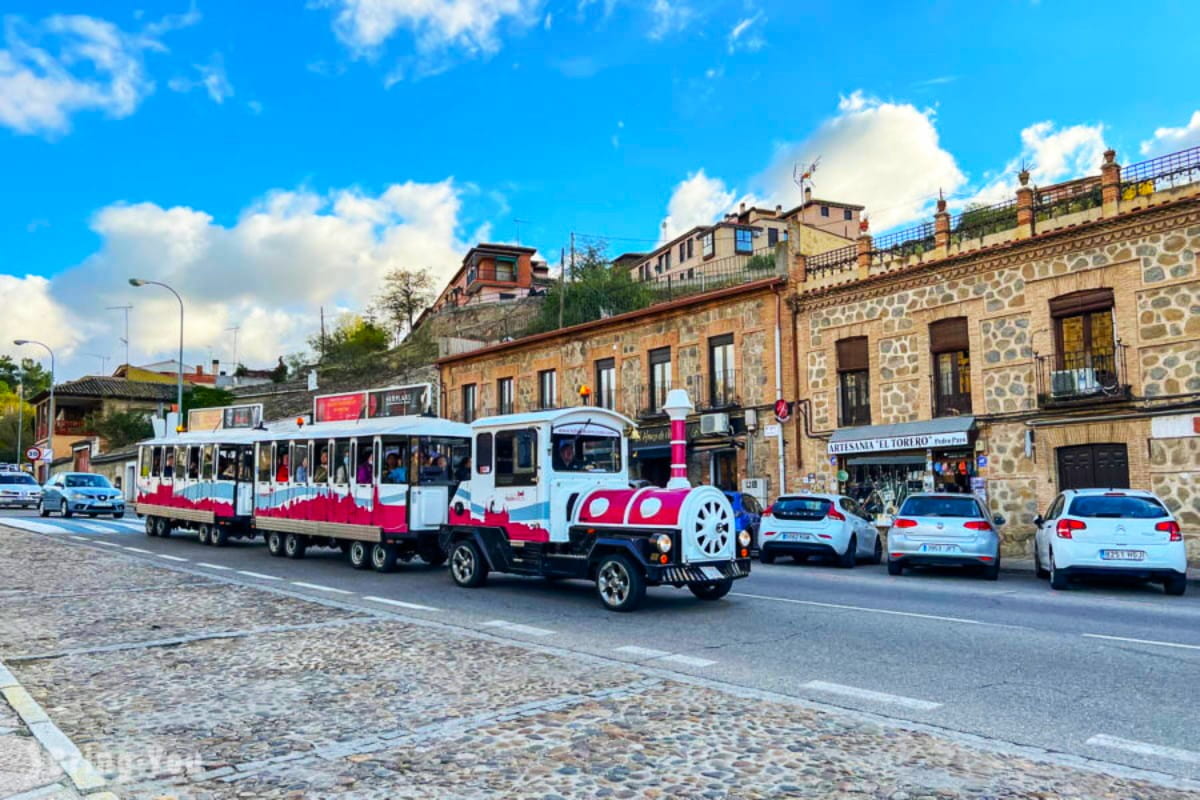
[106,305,132,368]
[15,381,23,468]
[514,218,532,245]
[557,247,566,329]
[319,307,327,361]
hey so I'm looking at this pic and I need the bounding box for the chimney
[194,365,202,375]
[661,389,695,489]
[775,204,782,216]
[211,358,219,375]
[739,202,746,214]
[804,187,813,203]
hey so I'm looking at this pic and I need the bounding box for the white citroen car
[1033,488,1188,595]
[758,493,882,568]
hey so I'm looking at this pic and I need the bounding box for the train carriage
[441,390,753,611]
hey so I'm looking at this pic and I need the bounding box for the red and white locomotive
[443,389,752,611]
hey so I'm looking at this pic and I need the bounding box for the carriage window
[353,437,375,485]
[332,440,351,484]
[476,433,493,475]
[415,436,470,485]
[312,441,331,484]
[174,447,186,479]
[257,445,273,483]
[239,447,253,480]
[495,429,538,487]
[380,436,410,484]
[201,445,215,479]
[218,446,238,479]
[140,446,152,478]
[552,424,622,473]
[186,447,200,480]
[292,442,310,483]
[274,444,291,482]
[151,446,163,477]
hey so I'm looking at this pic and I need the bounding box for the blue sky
[2,0,1199,380]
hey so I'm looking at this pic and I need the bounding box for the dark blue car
[723,491,763,553]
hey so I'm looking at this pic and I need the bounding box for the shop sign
[976,455,988,469]
[1150,414,1200,439]
[763,423,781,438]
[836,469,849,482]
[827,431,970,455]
[314,392,366,423]
[187,407,223,431]
[367,384,429,418]
[223,404,262,429]
[636,421,702,445]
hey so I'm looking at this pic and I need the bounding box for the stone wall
[421,296,545,344]
[1150,436,1200,564]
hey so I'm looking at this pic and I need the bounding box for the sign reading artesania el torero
[827,431,970,455]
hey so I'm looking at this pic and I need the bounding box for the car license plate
[700,566,724,581]
[921,544,960,554]
[1100,549,1145,561]
[779,532,809,542]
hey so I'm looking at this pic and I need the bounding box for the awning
[828,416,976,456]
[846,454,927,466]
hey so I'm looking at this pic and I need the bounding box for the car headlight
[653,534,672,553]
[738,530,752,547]
[69,491,88,500]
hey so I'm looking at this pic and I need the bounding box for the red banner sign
[314,392,366,423]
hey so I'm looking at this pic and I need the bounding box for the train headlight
[653,534,673,553]
[737,530,752,548]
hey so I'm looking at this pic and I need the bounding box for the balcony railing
[467,266,518,286]
[634,382,672,418]
[643,246,782,304]
[1035,345,1131,407]
[700,369,740,410]
[1120,144,1200,200]
[950,199,1018,244]
[872,222,935,265]
[592,388,616,410]
[806,244,857,277]
[934,392,973,418]
[1034,178,1102,222]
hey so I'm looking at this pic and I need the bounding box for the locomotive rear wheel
[450,541,487,587]
[197,524,211,546]
[210,525,229,547]
[372,543,398,573]
[266,531,285,557]
[348,541,371,570]
[284,533,307,559]
[595,554,645,612]
[145,516,157,536]
[154,517,171,538]
[689,579,733,601]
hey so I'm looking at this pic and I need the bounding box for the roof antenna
[793,157,821,196]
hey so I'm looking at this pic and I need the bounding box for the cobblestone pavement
[1,527,1197,800]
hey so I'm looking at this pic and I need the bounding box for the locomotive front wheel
[372,543,398,573]
[595,554,646,612]
[688,579,733,601]
[348,541,371,570]
[450,541,488,588]
[145,516,157,535]
[266,531,285,557]
[284,533,307,559]
[197,524,211,546]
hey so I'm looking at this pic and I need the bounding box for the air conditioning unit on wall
[700,412,731,436]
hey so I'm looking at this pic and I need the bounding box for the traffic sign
[25,447,41,462]
[773,398,791,423]
[763,423,781,438]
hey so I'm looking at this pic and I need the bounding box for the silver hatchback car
[886,493,1005,580]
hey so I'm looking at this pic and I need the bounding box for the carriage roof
[470,406,634,431]
[139,415,471,448]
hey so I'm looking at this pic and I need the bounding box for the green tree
[182,385,236,418]
[373,267,435,339]
[0,388,35,463]
[311,314,390,371]
[82,410,154,450]
[527,243,653,333]
[0,356,52,397]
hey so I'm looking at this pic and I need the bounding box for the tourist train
[134,386,751,611]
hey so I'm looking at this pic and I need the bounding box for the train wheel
[154,517,171,538]
[348,541,370,570]
[197,524,211,546]
[284,533,307,559]
[211,526,229,547]
[145,516,157,536]
[595,553,645,612]
[372,543,398,573]
[266,531,285,557]
[449,540,487,587]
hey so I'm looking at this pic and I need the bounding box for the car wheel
[1049,551,1069,591]
[982,556,1000,581]
[449,540,488,587]
[197,524,211,546]
[689,579,733,601]
[60,500,72,519]
[210,526,229,547]
[838,535,857,569]
[284,533,307,560]
[112,511,123,519]
[372,543,398,573]
[348,541,371,570]
[1034,545,1049,579]
[887,558,903,576]
[759,551,775,565]
[595,553,645,612]
[266,531,285,557]
[155,517,171,538]
[869,536,883,565]
[145,515,156,536]
[1163,573,1188,596]
[38,500,50,518]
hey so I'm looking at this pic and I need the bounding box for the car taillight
[827,507,845,521]
[762,504,773,518]
[964,520,992,531]
[1156,521,1182,542]
[1056,518,1085,539]
[893,518,917,528]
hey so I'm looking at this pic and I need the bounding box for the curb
[0,660,114,797]
[999,558,1199,584]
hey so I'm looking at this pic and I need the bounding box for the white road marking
[1082,633,1200,652]
[156,554,188,562]
[801,680,942,711]
[653,654,717,668]
[95,541,122,547]
[734,592,987,626]
[123,546,152,554]
[292,581,353,595]
[482,620,555,637]
[1086,734,1200,765]
[196,562,233,570]
[236,570,282,581]
[70,536,88,542]
[363,596,439,611]
[614,645,671,659]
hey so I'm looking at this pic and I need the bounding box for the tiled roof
[31,377,178,404]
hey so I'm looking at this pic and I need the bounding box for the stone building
[790,146,1200,565]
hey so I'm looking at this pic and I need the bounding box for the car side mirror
[993,514,1006,527]
[1032,515,1043,527]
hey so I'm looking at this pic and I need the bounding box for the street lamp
[13,339,54,479]
[129,278,184,421]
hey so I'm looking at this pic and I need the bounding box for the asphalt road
[4,508,1199,783]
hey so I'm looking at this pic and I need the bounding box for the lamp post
[15,381,23,470]
[129,279,184,422]
[13,340,54,480]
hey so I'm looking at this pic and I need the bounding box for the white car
[758,493,882,568]
[0,471,42,509]
[1033,488,1188,596]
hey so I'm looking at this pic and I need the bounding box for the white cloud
[659,170,736,242]
[0,11,196,137]
[962,120,1107,207]
[648,0,692,40]
[727,11,765,54]
[757,91,966,231]
[1140,110,1200,157]
[0,275,84,359]
[323,0,543,77]
[168,54,233,104]
[17,180,475,378]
